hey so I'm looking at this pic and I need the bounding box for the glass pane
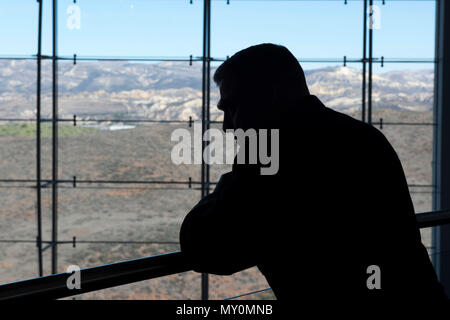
[57,0,202,57]
[0,121,37,180]
[0,1,38,55]
[372,1,435,59]
[56,60,202,121]
[212,0,363,60]
[59,122,201,182]
[0,186,43,283]
[0,59,37,119]
[371,63,434,123]
[57,187,197,243]
[41,187,54,275]
[0,242,39,283]
[0,186,37,238]
[209,267,271,300]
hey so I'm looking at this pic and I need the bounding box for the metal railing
[0,209,449,301]
[0,251,189,300]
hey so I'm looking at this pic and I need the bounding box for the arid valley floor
[0,108,434,299]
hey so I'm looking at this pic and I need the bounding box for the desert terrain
[0,107,434,300]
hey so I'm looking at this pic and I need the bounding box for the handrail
[0,210,449,300]
[416,209,450,228]
[0,251,190,300]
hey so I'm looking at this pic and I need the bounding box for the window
[0,0,437,300]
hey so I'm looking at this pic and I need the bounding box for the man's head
[214,43,310,130]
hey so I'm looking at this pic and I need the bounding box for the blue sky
[0,0,436,71]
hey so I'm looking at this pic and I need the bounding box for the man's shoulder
[322,103,389,142]
[320,103,378,134]
[285,95,376,132]
[283,95,393,151]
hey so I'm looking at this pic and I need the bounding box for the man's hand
[214,172,233,193]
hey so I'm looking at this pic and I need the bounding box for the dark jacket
[179,95,447,303]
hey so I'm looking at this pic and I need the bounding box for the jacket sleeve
[179,164,269,275]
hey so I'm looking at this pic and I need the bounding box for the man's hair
[213,43,309,100]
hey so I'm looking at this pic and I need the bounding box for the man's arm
[180,165,268,275]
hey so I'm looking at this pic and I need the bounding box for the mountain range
[0,60,434,121]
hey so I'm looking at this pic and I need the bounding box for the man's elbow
[180,237,237,276]
[179,212,212,270]
[180,218,251,275]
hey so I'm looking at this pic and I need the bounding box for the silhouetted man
[179,43,447,304]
